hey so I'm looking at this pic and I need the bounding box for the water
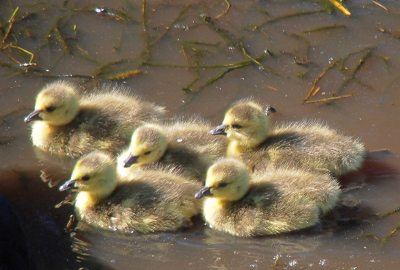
[1,0,400,269]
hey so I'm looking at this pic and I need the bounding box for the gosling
[25,81,165,158]
[195,157,340,237]
[118,119,227,181]
[59,151,202,233]
[210,98,365,175]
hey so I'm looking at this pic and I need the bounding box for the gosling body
[60,151,202,233]
[195,158,340,237]
[211,98,365,175]
[118,118,227,181]
[25,81,165,158]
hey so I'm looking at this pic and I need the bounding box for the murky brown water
[1,0,400,269]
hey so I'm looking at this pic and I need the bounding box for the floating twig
[368,148,390,153]
[312,87,321,96]
[293,56,312,66]
[215,0,231,19]
[241,47,283,77]
[42,74,95,79]
[339,46,376,74]
[372,1,388,12]
[192,56,268,92]
[9,45,35,63]
[54,27,72,54]
[195,68,232,92]
[203,15,242,48]
[263,83,277,91]
[303,58,341,101]
[352,205,400,221]
[181,46,190,70]
[329,0,351,16]
[103,69,142,80]
[95,59,132,76]
[76,45,89,56]
[13,62,37,68]
[72,7,134,21]
[0,7,20,49]
[272,254,281,269]
[181,40,221,47]
[304,94,353,104]
[141,0,150,60]
[182,76,200,93]
[92,7,134,21]
[143,58,265,69]
[149,5,191,48]
[348,48,375,76]
[374,206,400,219]
[182,47,201,91]
[288,33,312,61]
[355,233,379,241]
[303,24,347,34]
[112,29,124,51]
[260,10,323,26]
[142,62,199,68]
[336,47,375,93]
[380,226,400,247]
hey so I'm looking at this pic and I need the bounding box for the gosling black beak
[210,124,227,136]
[123,153,139,168]
[59,179,77,192]
[195,186,212,199]
[265,106,276,116]
[24,110,42,123]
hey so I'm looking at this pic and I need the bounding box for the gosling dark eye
[218,182,228,188]
[45,106,56,113]
[82,175,91,181]
[144,151,151,156]
[231,124,242,130]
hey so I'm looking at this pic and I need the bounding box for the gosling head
[59,151,117,202]
[24,81,80,126]
[195,158,250,202]
[210,99,275,150]
[122,124,168,167]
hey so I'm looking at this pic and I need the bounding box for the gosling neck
[227,141,248,157]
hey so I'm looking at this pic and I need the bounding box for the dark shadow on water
[0,195,36,270]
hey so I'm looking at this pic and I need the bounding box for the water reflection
[70,221,322,269]
[34,148,75,188]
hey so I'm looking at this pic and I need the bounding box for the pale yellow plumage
[211,98,365,175]
[25,81,165,158]
[195,157,340,237]
[117,118,227,182]
[60,151,203,233]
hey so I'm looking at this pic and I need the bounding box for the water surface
[1,0,400,269]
